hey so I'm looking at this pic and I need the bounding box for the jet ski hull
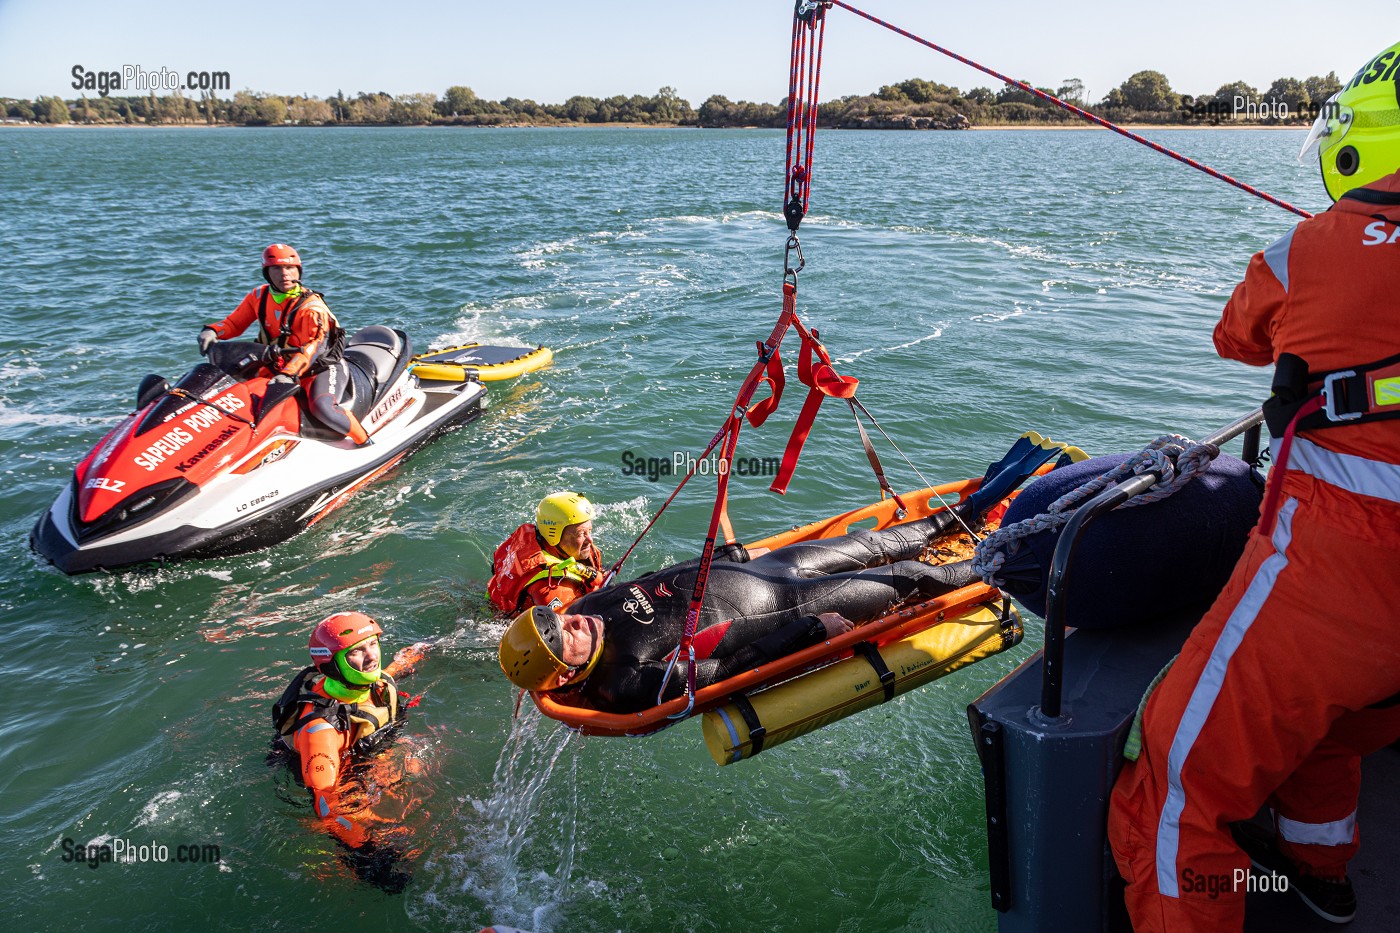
[31,378,484,575]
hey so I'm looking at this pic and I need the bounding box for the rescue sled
[410,343,553,382]
[31,328,551,574]
[533,468,1046,751]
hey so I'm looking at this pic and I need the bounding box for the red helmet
[262,243,302,269]
[308,611,382,669]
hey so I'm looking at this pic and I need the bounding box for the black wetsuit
[566,502,980,712]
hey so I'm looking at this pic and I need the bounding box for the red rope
[826,0,1313,220]
[676,284,800,640]
[785,2,829,230]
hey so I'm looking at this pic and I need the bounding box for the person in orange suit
[1110,43,1400,930]
[273,611,428,890]
[199,243,368,444]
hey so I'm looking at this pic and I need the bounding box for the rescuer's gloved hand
[267,373,297,389]
[197,326,218,356]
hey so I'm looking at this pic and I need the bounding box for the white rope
[971,434,1220,586]
[849,397,983,542]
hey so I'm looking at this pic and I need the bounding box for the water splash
[419,702,581,932]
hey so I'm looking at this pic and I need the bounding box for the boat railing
[1037,409,1265,719]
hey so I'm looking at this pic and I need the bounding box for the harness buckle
[1322,370,1361,422]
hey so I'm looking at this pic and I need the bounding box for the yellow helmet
[1301,42,1400,201]
[498,605,602,691]
[535,491,595,547]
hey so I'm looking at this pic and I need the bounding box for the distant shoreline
[0,121,1308,131]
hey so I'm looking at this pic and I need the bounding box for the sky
[0,0,1392,105]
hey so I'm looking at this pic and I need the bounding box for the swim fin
[964,431,1079,515]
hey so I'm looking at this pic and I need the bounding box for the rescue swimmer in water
[1109,41,1400,931]
[487,491,607,613]
[272,611,428,892]
[499,434,1075,713]
[198,243,369,445]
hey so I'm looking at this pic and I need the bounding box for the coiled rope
[971,435,1221,586]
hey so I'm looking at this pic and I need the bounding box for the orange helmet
[309,611,382,686]
[262,243,301,269]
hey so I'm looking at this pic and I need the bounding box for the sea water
[0,126,1320,930]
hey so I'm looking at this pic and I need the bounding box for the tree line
[1,86,695,127]
[2,71,1344,128]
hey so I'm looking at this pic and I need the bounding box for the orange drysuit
[1109,172,1400,930]
[208,284,366,443]
[207,284,337,378]
[291,674,400,849]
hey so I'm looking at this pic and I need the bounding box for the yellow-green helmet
[498,605,602,691]
[1301,42,1400,201]
[535,491,595,547]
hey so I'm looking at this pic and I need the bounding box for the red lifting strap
[747,344,786,428]
[1256,395,1324,538]
[770,317,859,494]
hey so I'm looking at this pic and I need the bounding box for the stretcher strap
[733,694,767,755]
[611,289,799,583]
[662,282,805,707]
[849,399,908,515]
[746,346,786,428]
[718,496,737,547]
[770,318,859,494]
[853,640,896,702]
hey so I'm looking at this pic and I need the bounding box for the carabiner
[785,234,805,277]
[659,644,699,718]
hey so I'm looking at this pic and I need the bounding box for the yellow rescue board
[410,343,553,383]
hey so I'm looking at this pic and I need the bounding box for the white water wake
[415,701,583,933]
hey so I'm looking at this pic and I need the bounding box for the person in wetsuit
[499,503,981,713]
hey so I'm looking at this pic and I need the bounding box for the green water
[0,126,1320,930]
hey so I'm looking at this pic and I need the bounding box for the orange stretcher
[531,471,1034,738]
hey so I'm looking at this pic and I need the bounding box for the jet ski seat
[343,326,409,395]
[299,326,414,441]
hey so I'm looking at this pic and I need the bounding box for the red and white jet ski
[31,326,549,574]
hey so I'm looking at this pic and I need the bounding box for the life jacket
[487,523,602,613]
[256,285,346,369]
[271,666,402,756]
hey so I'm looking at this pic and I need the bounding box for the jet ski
[31,326,548,575]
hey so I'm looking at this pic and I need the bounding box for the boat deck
[970,611,1400,932]
[1243,745,1400,932]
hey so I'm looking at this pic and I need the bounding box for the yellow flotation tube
[702,601,1022,766]
[410,344,553,383]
